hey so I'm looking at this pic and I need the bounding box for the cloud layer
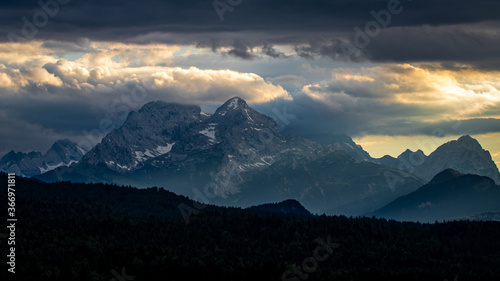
[269,63,500,142]
[1,0,499,68]
[1,0,499,159]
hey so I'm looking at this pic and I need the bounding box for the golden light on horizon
[354,133,500,171]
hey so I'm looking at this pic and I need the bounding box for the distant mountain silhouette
[247,199,312,216]
[372,169,500,222]
[376,135,500,184]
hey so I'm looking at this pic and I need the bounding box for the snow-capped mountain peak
[81,100,207,172]
[72,97,300,196]
[214,97,249,116]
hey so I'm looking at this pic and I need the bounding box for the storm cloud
[0,0,499,66]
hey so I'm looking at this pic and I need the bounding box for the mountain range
[0,139,87,177]
[35,98,423,215]
[21,97,500,217]
[376,136,500,184]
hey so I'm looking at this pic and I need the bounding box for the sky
[0,0,499,168]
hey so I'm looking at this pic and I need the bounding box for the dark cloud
[294,46,315,60]
[1,0,499,67]
[397,118,500,137]
[224,41,256,60]
[0,115,69,157]
[363,24,500,65]
[196,38,222,53]
[41,38,94,56]
[266,75,306,88]
[262,43,288,59]
[256,94,500,143]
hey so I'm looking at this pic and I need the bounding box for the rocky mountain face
[236,150,423,215]
[377,149,426,175]
[37,97,425,215]
[372,169,500,222]
[35,98,499,216]
[376,136,500,184]
[76,97,314,197]
[0,139,87,177]
[416,136,500,184]
[323,134,372,162]
[81,101,207,172]
[288,133,373,162]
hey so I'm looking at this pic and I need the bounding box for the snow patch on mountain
[134,151,148,162]
[77,146,86,155]
[156,143,175,154]
[199,124,217,141]
[39,160,78,174]
[106,161,130,171]
[228,98,239,109]
[39,164,60,174]
[244,108,254,122]
[134,143,175,164]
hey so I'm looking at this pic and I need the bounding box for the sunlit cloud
[0,41,291,104]
[303,63,500,121]
[0,40,295,155]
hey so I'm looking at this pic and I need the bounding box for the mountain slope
[81,101,208,172]
[415,136,500,183]
[372,169,500,222]
[234,150,424,215]
[378,149,426,172]
[0,139,87,177]
[376,136,500,184]
[323,134,372,162]
[38,98,320,196]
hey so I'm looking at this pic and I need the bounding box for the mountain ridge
[33,98,499,217]
[0,139,87,177]
[36,97,425,215]
[376,135,500,184]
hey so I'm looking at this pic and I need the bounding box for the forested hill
[1,173,500,281]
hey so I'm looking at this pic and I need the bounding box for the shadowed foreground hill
[372,169,500,222]
[247,199,312,216]
[1,173,500,281]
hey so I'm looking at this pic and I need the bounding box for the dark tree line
[1,173,499,281]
